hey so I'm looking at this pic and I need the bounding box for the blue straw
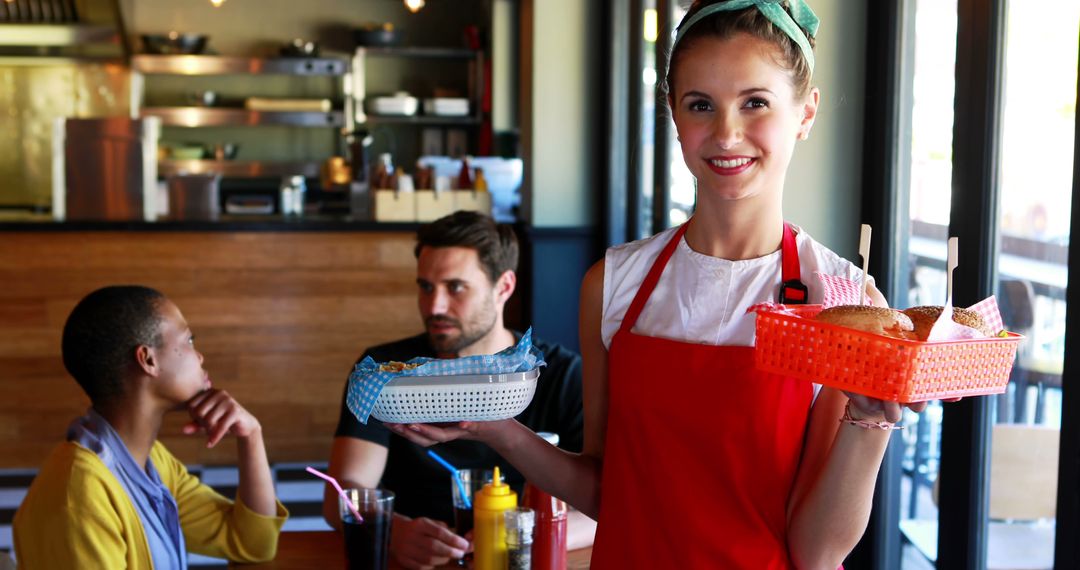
[427,449,471,509]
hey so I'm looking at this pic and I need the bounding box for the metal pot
[280,38,321,57]
[167,173,221,220]
[353,23,401,47]
[142,33,209,55]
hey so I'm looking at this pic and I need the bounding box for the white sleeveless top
[602,224,871,349]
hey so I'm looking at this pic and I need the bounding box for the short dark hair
[414,211,519,284]
[61,285,166,404]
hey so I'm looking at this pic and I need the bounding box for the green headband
[673,0,819,74]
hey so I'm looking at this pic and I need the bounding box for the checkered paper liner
[818,271,872,308]
[967,296,1004,334]
[346,328,546,424]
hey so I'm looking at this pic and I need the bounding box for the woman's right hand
[384,419,512,447]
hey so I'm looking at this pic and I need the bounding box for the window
[896,2,958,566]
[886,0,1077,568]
[662,1,694,230]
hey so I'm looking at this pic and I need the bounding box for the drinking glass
[339,488,395,570]
[450,469,492,566]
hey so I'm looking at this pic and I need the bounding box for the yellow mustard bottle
[474,167,488,192]
[473,466,517,570]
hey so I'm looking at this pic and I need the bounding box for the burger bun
[815,305,917,340]
[902,305,994,340]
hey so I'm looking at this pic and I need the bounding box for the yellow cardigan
[13,440,288,569]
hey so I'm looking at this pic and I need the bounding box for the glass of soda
[450,469,492,566]
[339,488,395,570]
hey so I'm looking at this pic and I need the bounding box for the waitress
[386,1,928,568]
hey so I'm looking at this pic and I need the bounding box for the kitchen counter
[0,228,422,468]
[0,214,422,232]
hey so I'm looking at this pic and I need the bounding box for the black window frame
[862,0,1080,568]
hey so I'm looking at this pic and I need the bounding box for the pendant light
[404,0,425,13]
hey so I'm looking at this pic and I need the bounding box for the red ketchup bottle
[457,156,473,190]
[523,432,568,570]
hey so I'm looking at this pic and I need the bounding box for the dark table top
[233,531,593,569]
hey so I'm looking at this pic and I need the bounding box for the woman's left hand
[843,392,927,424]
[183,388,262,447]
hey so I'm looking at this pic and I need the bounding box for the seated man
[15,286,288,568]
[325,211,596,569]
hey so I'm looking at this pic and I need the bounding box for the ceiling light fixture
[209,0,226,7]
[404,0,425,14]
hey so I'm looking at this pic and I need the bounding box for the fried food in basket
[902,305,995,340]
[378,361,423,373]
[815,305,918,340]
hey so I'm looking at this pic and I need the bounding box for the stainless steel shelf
[361,115,481,126]
[159,160,321,178]
[131,55,348,76]
[0,24,116,47]
[359,46,480,59]
[143,107,344,128]
[0,55,125,66]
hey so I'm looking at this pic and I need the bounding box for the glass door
[896,1,958,565]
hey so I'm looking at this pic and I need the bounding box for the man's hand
[183,388,261,448]
[390,515,469,570]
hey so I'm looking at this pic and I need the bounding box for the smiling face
[670,33,818,204]
[416,246,507,355]
[150,299,210,407]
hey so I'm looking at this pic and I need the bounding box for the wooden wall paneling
[0,231,420,468]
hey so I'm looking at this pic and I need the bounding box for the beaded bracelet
[839,401,904,431]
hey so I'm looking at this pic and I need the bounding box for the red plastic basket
[753,305,1023,403]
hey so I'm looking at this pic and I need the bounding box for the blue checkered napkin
[346,328,546,424]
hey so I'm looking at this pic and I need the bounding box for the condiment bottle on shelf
[457,156,473,190]
[349,130,371,184]
[414,161,432,190]
[394,167,414,192]
[523,432,568,570]
[473,466,517,570]
[372,153,393,190]
[474,167,488,193]
[348,132,372,219]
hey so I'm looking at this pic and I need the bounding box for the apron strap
[618,223,690,333]
[778,222,808,304]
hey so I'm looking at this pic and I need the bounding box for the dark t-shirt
[334,331,584,525]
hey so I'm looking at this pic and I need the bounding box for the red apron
[590,222,814,569]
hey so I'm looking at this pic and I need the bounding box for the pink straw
[306,466,363,523]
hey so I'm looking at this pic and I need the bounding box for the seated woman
[14,285,288,569]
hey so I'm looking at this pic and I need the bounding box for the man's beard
[426,308,497,354]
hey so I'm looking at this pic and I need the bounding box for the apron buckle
[778,279,809,305]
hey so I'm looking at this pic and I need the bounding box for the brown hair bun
[815,305,917,340]
[901,305,994,340]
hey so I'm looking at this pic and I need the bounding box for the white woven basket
[370,368,541,423]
